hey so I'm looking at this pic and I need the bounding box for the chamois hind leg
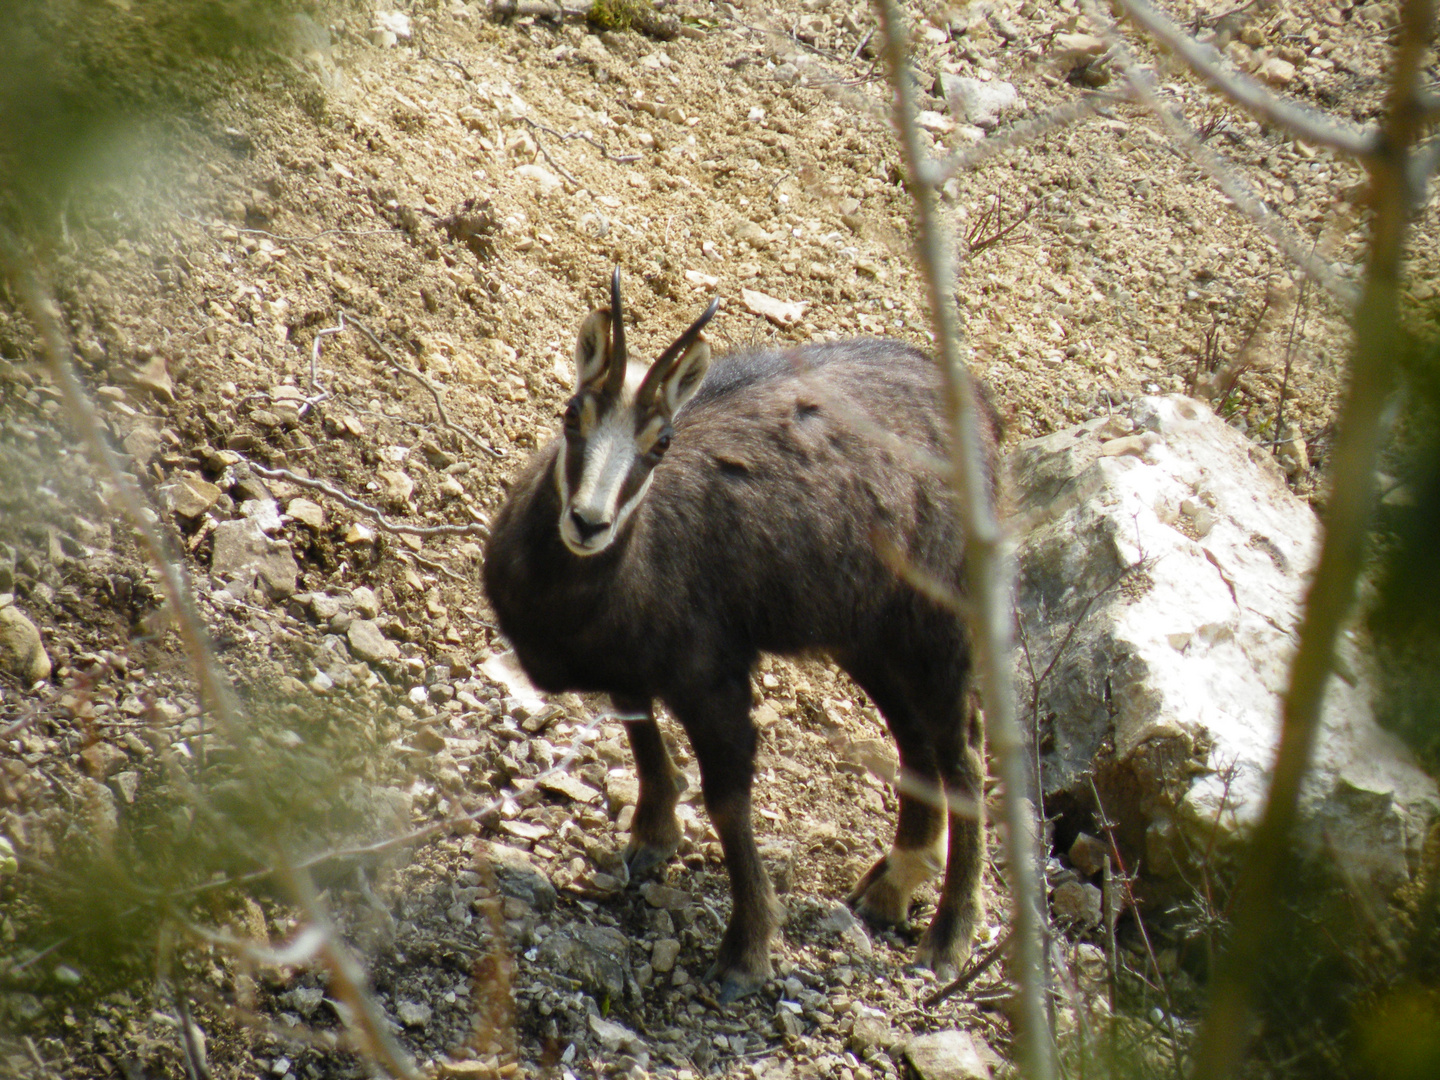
[916,688,986,978]
[617,696,687,879]
[845,665,947,927]
[669,674,780,1004]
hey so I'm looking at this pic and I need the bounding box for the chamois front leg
[616,696,687,879]
[917,698,986,978]
[672,676,780,1004]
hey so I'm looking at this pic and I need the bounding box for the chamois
[483,270,995,1002]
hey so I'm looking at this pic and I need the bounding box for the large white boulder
[1005,396,1437,901]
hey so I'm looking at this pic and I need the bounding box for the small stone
[437,1061,498,1079]
[286,498,326,529]
[640,883,691,911]
[588,1014,643,1053]
[538,773,602,804]
[240,498,283,534]
[122,426,163,465]
[131,355,175,402]
[109,771,141,804]
[513,164,562,194]
[741,288,808,327]
[164,474,222,519]
[537,924,630,1000]
[395,1000,431,1028]
[80,742,129,779]
[819,902,873,957]
[903,1030,993,1080]
[0,604,51,682]
[350,585,381,619]
[210,518,299,598]
[378,469,414,504]
[1068,832,1108,877]
[499,819,550,842]
[650,938,682,973]
[1255,56,1296,87]
[347,619,399,662]
[1052,880,1104,926]
[309,593,341,620]
[1277,437,1308,476]
[1052,33,1106,66]
[940,75,1019,129]
[916,110,954,134]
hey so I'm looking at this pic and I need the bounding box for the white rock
[903,1030,992,1080]
[513,164,562,194]
[940,75,1018,129]
[740,288,808,327]
[588,1014,643,1053]
[286,497,326,529]
[347,619,399,663]
[374,11,412,38]
[210,518,298,598]
[1007,396,1438,904]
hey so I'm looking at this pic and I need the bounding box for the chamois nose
[569,508,609,543]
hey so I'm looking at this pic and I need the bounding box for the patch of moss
[586,0,653,33]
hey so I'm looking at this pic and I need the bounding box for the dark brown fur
[483,336,997,1001]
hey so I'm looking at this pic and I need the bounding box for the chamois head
[554,268,718,555]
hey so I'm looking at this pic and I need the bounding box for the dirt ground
[1,1,1431,1077]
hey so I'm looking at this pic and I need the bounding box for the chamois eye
[563,400,581,431]
[651,430,673,457]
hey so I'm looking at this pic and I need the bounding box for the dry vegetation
[1,1,1438,1078]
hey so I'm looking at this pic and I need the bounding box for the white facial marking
[558,408,655,556]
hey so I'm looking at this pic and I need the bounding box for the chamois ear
[657,336,710,418]
[574,308,613,394]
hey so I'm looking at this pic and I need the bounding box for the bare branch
[242,459,490,538]
[1115,0,1373,158]
[929,95,1112,185]
[0,231,420,1080]
[871,3,1054,1078]
[1186,1,1438,1077]
[1086,4,1358,306]
[340,311,504,459]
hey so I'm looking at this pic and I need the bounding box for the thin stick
[0,231,420,1080]
[1115,0,1372,158]
[242,460,490,538]
[1091,5,1355,306]
[871,4,1053,1078]
[1186,1,1437,1076]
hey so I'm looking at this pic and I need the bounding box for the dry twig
[871,3,1053,1078]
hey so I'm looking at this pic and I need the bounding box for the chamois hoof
[849,846,943,926]
[914,912,975,980]
[705,959,771,1004]
[848,857,909,926]
[623,837,679,879]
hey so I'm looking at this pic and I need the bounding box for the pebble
[210,518,299,598]
[0,602,51,682]
[346,619,399,663]
[163,474,222,519]
[940,75,1018,129]
[902,1031,993,1080]
[80,742,129,779]
[650,938,682,973]
[286,497,326,529]
[640,883,691,911]
[1067,832,1108,877]
[1051,880,1104,927]
[350,585,381,620]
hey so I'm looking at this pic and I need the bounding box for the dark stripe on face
[615,455,657,515]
